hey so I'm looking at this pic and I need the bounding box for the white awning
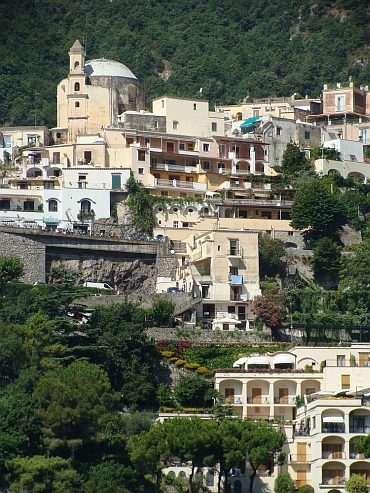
[274,355,295,365]
[233,357,249,367]
[212,317,241,324]
[322,416,344,423]
[247,356,270,366]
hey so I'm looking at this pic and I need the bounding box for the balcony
[225,396,243,404]
[288,454,312,463]
[349,425,370,433]
[151,162,198,173]
[274,396,296,405]
[321,477,346,486]
[247,396,270,405]
[322,451,346,459]
[154,178,206,190]
[227,245,243,258]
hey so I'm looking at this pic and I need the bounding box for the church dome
[85,59,137,79]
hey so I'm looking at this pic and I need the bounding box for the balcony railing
[274,397,296,404]
[322,451,346,459]
[289,454,312,463]
[247,397,270,404]
[321,477,346,486]
[151,162,198,173]
[154,178,206,190]
[349,425,370,433]
[322,425,345,433]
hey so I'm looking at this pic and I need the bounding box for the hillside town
[1,40,370,493]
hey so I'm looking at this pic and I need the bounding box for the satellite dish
[232,128,239,134]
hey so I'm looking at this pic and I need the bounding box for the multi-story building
[214,343,370,492]
[162,229,261,327]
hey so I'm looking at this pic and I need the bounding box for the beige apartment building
[213,343,370,492]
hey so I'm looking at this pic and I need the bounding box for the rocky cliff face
[49,258,157,294]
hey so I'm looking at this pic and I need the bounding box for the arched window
[74,61,79,70]
[75,101,80,108]
[205,472,214,487]
[74,82,80,91]
[80,200,91,213]
[178,471,186,478]
[128,84,137,104]
[48,200,58,212]
[234,480,242,493]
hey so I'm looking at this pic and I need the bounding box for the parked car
[167,287,181,293]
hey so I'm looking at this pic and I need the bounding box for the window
[253,109,260,117]
[27,134,37,146]
[201,284,210,299]
[359,128,369,144]
[52,152,60,164]
[0,199,10,209]
[153,120,158,128]
[304,131,310,139]
[179,143,185,150]
[172,121,178,130]
[312,416,316,429]
[74,61,79,69]
[212,122,217,132]
[229,239,239,256]
[230,267,238,275]
[276,127,282,136]
[341,374,350,389]
[74,82,80,91]
[166,142,174,153]
[262,211,272,219]
[138,167,144,174]
[145,138,150,146]
[23,200,34,211]
[187,143,194,151]
[48,200,58,212]
[203,143,210,152]
[80,200,91,213]
[138,150,146,161]
[288,231,294,236]
[336,94,345,111]
[182,222,189,227]
[161,100,164,108]
[75,101,80,108]
[203,161,210,169]
[84,151,92,163]
[349,154,357,162]
[173,220,179,228]
[3,135,11,148]
[337,355,345,367]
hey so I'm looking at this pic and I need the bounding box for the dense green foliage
[1,0,370,126]
[345,474,369,493]
[274,472,296,493]
[278,141,313,179]
[290,178,347,242]
[0,255,24,295]
[258,233,286,279]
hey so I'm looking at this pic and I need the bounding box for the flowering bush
[184,362,200,369]
[175,359,186,366]
[160,350,174,358]
[195,366,210,374]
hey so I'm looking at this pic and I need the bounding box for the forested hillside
[0,0,369,127]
